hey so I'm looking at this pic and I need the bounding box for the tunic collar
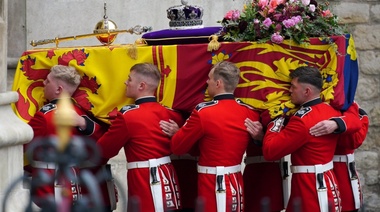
[301,97,322,107]
[213,93,235,100]
[135,96,157,105]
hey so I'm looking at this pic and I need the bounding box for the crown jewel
[167,0,204,29]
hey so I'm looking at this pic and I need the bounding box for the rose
[258,0,269,9]
[282,16,302,28]
[271,32,284,44]
[263,18,273,29]
[301,0,310,6]
[322,9,333,18]
[309,4,316,13]
[224,10,240,21]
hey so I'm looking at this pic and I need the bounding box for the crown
[167,0,204,29]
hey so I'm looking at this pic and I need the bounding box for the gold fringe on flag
[207,35,221,52]
[127,38,147,60]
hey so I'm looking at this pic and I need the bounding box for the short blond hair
[50,65,81,88]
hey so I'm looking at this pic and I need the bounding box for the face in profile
[206,68,217,98]
[125,70,140,98]
[43,73,60,101]
[289,78,306,105]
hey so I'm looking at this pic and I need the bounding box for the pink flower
[282,16,302,28]
[283,19,296,28]
[322,10,333,18]
[263,18,273,28]
[301,0,310,6]
[269,0,279,9]
[224,10,241,21]
[275,23,282,32]
[271,32,284,44]
[258,0,269,8]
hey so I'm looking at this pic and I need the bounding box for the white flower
[309,4,316,12]
[301,0,310,6]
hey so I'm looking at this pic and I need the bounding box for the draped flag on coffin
[12,34,358,125]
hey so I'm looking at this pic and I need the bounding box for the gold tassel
[127,38,147,60]
[207,35,221,52]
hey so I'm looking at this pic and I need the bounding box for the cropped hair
[289,66,323,91]
[130,63,161,87]
[50,65,81,88]
[212,61,240,92]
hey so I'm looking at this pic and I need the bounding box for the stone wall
[6,0,380,211]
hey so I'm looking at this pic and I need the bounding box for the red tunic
[171,94,260,212]
[96,97,185,212]
[26,98,107,208]
[263,98,343,212]
[333,102,369,211]
[243,141,285,212]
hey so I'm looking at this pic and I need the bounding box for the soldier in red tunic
[259,66,358,212]
[25,65,110,209]
[160,61,261,212]
[310,102,369,212]
[96,63,184,212]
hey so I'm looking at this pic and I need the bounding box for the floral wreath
[220,0,347,45]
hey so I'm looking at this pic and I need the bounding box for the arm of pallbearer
[73,107,109,140]
[263,117,308,161]
[96,112,130,159]
[169,109,204,155]
[160,108,187,137]
[244,118,264,144]
[309,102,363,136]
[344,105,369,149]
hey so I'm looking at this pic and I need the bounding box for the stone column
[0,0,34,211]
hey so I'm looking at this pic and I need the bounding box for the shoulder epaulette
[294,106,312,118]
[195,100,217,111]
[236,99,254,110]
[120,105,139,114]
[39,103,57,114]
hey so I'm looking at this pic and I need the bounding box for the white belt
[197,164,241,175]
[290,161,333,174]
[333,153,354,163]
[170,154,199,161]
[197,165,241,212]
[127,156,171,169]
[334,154,361,209]
[245,156,279,165]
[32,161,56,169]
[290,161,334,212]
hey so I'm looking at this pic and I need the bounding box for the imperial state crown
[167,0,204,29]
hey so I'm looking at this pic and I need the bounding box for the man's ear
[138,81,146,90]
[216,79,221,87]
[304,86,312,96]
[56,85,63,95]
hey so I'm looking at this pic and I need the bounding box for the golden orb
[94,19,118,45]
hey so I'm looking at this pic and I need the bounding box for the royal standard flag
[12,34,358,126]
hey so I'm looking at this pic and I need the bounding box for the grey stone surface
[353,24,380,50]
[332,3,370,24]
[357,50,380,75]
